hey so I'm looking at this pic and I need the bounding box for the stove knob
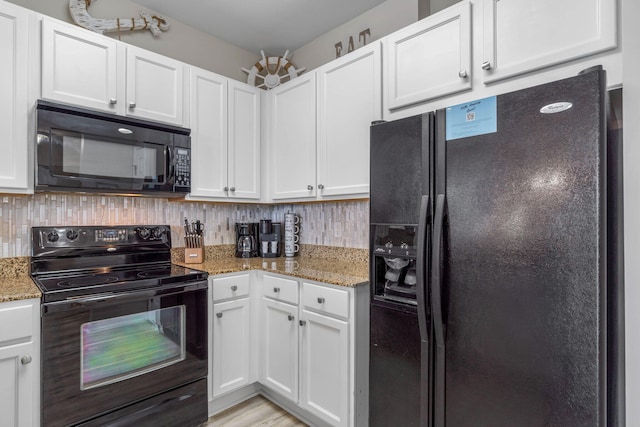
[136,227,151,239]
[47,232,59,242]
[151,227,165,239]
[66,230,79,241]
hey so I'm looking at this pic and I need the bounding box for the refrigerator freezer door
[437,70,607,426]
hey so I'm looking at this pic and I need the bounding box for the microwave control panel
[175,148,191,188]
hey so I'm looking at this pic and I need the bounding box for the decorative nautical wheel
[242,50,306,90]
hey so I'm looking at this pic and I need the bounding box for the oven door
[41,281,208,427]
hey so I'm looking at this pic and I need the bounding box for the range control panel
[175,148,191,188]
[32,225,171,252]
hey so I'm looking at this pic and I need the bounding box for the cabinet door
[126,46,184,125]
[212,298,251,397]
[41,19,121,113]
[262,298,299,402]
[269,73,316,200]
[482,0,616,83]
[0,342,34,427]
[188,67,228,198]
[384,1,471,110]
[317,43,381,198]
[228,80,261,200]
[299,309,349,427]
[0,2,29,192]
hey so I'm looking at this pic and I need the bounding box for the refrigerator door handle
[432,193,446,347]
[416,195,430,344]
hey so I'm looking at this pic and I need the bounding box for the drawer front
[302,282,349,319]
[263,274,299,305]
[212,274,251,302]
[0,302,34,344]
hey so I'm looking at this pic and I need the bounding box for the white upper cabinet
[188,67,228,199]
[125,46,184,125]
[41,18,185,126]
[188,67,260,201]
[0,1,30,193]
[481,0,617,84]
[269,73,317,200]
[317,43,381,199]
[384,1,471,110]
[228,80,261,200]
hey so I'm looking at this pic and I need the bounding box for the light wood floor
[203,395,308,427]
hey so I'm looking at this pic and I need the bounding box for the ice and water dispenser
[371,225,418,305]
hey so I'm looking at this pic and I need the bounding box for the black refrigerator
[369,67,624,427]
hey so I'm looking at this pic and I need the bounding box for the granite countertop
[0,257,41,303]
[173,244,369,288]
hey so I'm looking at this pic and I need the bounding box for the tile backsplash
[0,194,369,258]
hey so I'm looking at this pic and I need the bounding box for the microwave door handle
[166,145,175,184]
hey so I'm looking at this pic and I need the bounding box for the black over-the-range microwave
[35,100,191,197]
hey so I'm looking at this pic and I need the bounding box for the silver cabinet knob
[288,314,294,321]
[307,185,313,191]
[273,287,280,293]
[317,297,325,304]
[231,285,238,291]
[481,61,492,71]
[317,184,324,190]
[458,70,468,78]
[230,187,236,192]
[299,320,307,326]
[21,356,32,365]
[109,98,117,105]
[216,312,223,318]
[129,102,136,109]
[223,186,229,192]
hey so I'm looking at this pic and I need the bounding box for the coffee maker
[259,219,282,258]
[235,222,259,258]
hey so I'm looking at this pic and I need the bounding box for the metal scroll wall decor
[69,0,170,38]
[242,50,306,90]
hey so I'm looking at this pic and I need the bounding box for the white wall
[291,0,419,73]
[622,0,639,423]
[6,0,258,81]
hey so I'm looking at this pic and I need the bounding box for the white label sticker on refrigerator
[446,96,497,141]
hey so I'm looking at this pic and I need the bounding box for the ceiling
[134,0,386,54]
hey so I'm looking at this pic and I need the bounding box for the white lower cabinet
[0,298,40,427]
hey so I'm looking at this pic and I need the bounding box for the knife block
[184,248,203,264]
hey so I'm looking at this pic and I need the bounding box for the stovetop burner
[30,225,208,303]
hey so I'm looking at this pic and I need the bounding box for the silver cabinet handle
[299,320,307,326]
[109,98,117,105]
[273,287,280,293]
[223,186,229,192]
[21,356,32,365]
[458,70,468,78]
[129,102,136,109]
[216,312,223,318]
[318,184,324,190]
[481,61,492,71]
[317,297,325,304]
[231,285,238,291]
[288,314,294,321]
[307,185,313,191]
[230,187,236,192]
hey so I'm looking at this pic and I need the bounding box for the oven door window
[80,305,185,390]
[51,129,167,184]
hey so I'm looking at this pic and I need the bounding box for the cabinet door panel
[269,73,316,200]
[229,81,261,199]
[126,47,184,125]
[384,1,471,110]
[317,43,381,198]
[262,298,298,402]
[0,342,34,427]
[0,3,29,192]
[212,298,251,397]
[41,19,119,113]
[482,0,616,83]
[299,310,349,427]
[189,68,228,198]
